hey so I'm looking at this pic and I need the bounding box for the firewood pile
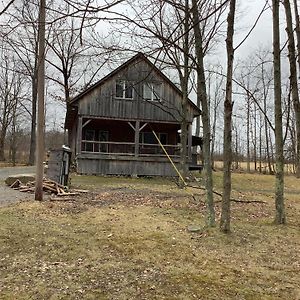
[9,178,88,201]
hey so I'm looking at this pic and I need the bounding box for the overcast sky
[235,0,289,57]
[46,0,286,131]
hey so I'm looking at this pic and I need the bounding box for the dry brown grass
[0,172,299,299]
[213,160,296,174]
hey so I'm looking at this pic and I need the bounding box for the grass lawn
[0,172,299,299]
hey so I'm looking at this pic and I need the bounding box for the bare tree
[0,51,23,161]
[282,0,300,178]
[272,0,285,224]
[6,0,40,165]
[220,0,236,233]
[191,0,218,227]
[35,0,46,201]
[207,66,224,169]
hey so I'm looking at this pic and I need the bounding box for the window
[116,80,133,99]
[140,132,156,145]
[98,131,109,153]
[84,129,95,141]
[83,129,95,152]
[140,132,167,145]
[82,129,109,153]
[143,83,161,101]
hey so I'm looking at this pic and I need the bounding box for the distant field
[0,172,299,299]
[0,162,27,168]
[213,160,295,174]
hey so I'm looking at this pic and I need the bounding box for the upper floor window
[143,82,161,101]
[116,80,133,99]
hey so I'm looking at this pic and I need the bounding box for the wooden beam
[81,115,180,125]
[128,121,135,131]
[76,116,82,155]
[82,119,91,128]
[135,121,140,157]
[139,122,148,132]
[188,124,192,160]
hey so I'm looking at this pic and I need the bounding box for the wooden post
[135,120,140,157]
[188,124,192,161]
[34,0,46,201]
[77,116,82,155]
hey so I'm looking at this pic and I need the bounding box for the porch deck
[77,140,189,176]
[74,119,193,176]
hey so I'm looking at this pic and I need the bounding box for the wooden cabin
[65,53,201,176]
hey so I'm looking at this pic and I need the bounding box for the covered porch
[75,117,193,176]
[76,117,192,159]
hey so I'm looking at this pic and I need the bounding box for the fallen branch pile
[9,178,88,201]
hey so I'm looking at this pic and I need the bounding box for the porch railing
[81,140,185,157]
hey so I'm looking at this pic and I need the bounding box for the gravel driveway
[0,166,36,207]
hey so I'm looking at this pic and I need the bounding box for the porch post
[188,124,192,160]
[76,116,82,155]
[135,120,140,157]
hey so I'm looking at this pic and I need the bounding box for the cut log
[44,179,65,189]
[10,179,21,189]
[42,183,58,193]
[71,189,89,193]
[58,187,66,194]
[57,192,79,197]
[19,187,35,192]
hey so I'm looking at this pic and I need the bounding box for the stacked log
[8,178,88,201]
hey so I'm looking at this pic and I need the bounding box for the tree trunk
[220,0,236,233]
[28,73,38,165]
[0,131,6,161]
[262,73,273,174]
[191,0,215,227]
[283,0,300,178]
[253,105,257,171]
[293,0,300,81]
[211,94,218,169]
[35,0,46,201]
[259,114,262,173]
[246,92,250,173]
[272,0,286,224]
[179,0,190,183]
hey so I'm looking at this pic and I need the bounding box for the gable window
[143,83,161,101]
[116,80,133,99]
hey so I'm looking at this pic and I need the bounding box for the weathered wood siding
[77,155,180,176]
[78,59,195,123]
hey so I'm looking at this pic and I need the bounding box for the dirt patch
[0,184,33,207]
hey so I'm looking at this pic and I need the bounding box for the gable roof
[69,52,201,114]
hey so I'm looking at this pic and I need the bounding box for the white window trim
[115,80,134,100]
[143,82,161,101]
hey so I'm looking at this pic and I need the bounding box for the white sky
[236,0,273,57]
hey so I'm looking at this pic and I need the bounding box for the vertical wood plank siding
[77,157,179,176]
[78,60,195,123]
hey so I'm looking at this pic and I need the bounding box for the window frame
[143,82,162,101]
[98,130,109,153]
[115,80,134,100]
